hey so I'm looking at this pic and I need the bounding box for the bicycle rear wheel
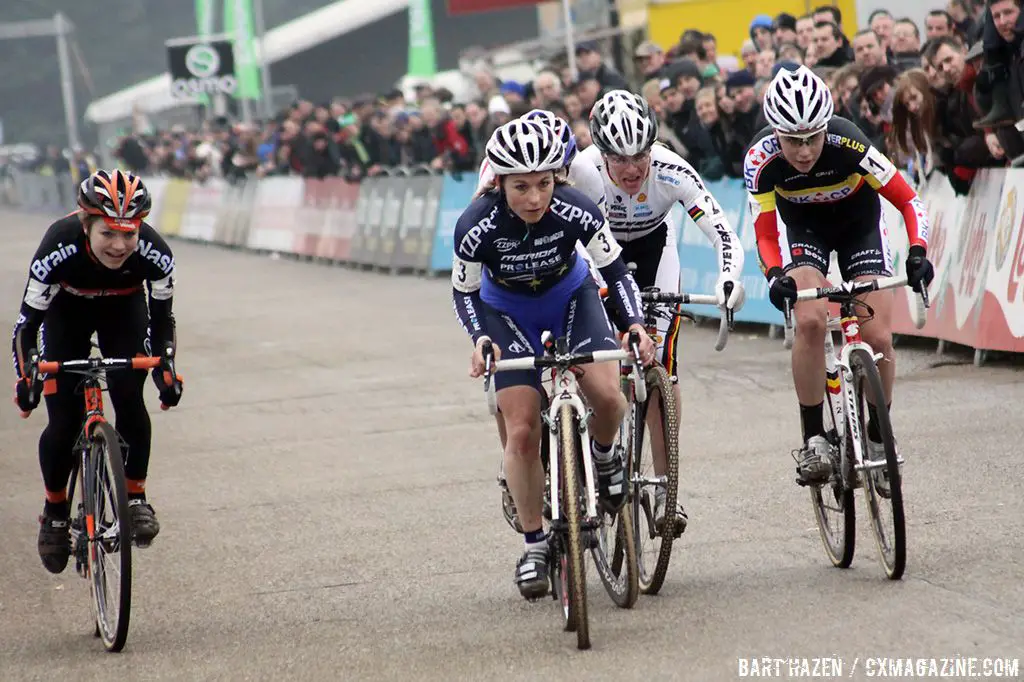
[592,433,639,609]
[86,421,132,652]
[557,404,590,650]
[850,349,906,580]
[812,382,856,569]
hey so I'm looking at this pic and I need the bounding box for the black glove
[905,245,935,293]
[14,377,41,414]
[767,268,798,312]
[152,368,183,408]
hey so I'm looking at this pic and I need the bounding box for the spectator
[853,29,889,69]
[926,10,957,40]
[814,21,852,67]
[858,65,899,148]
[869,9,895,52]
[972,0,1022,129]
[575,75,603,117]
[755,48,777,81]
[948,0,981,43]
[773,13,799,46]
[635,41,670,82]
[695,86,742,177]
[677,35,714,77]
[795,14,816,50]
[500,81,527,108]
[564,92,584,121]
[572,119,593,150]
[487,94,512,127]
[474,68,501,101]
[831,63,864,119]
[575,41,629,90]
[420,97,474,172]
[813,4,855,59]
[740,40,759,75]
[463,100,492,159]
[702,32,718,64]
[891,18,924,72]
[777,42,804,64]
[751,15,775,50]
[533,70,562,107]
[726,69,762,145]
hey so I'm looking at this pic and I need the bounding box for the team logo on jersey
[828,134,866,153]
[656,173,681,187]
[136,239,175,275]
[638,193,647,202]
[31,242,78,280]
[493,237,520,252]
[534,230,565,246]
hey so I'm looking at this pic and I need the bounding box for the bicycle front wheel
[850,349,906,580]
[557,404,590,650]
[86,421,132,652]
[632,366,680,595]
[812,383,856,569]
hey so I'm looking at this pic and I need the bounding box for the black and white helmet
[762,65,834,135]
[589,90,659,156]
[485,119,565,175]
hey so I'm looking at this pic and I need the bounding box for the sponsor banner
[181,177,228,241]
[247,177,304,252]
[146,178,169,226]
[973,170,1024,352]
[375,177,407,269]
[157,179,191,237]
[429,173,477,273]
[313,178,359,262]
[393,176,435,270]
[214,177,256,246]
[675,178,777,324]
[415,175,443,271]
[294,178,330,257]
[166,38,237,99]
[350,176,386,266]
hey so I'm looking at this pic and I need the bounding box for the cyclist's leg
[36,294,92,572]
[566,280,629,511]
[95,293,151,497]
[784,221,833,481]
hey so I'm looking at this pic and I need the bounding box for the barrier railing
[4,167,1023,362]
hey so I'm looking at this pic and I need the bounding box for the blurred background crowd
[6,0,1024,197]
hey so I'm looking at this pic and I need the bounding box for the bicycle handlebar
[782,275,930,349]
[640,280,734,352]
[37,356,162,375]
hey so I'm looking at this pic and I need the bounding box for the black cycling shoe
[129,499,160,547]
[38,511,72,574]
[515,547,550,601]
[596,450,627,514]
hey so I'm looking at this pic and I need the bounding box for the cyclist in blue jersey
[452,119,654,600]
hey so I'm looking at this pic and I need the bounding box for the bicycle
[781,275,927,580]
[22,347,179,652]
[617,286,732,595]
[482,331,646,650]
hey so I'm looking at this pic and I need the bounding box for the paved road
[1,211,1021,681]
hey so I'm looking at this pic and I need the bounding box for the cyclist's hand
[624,324,656,365]
[152,369,184,409]
[14,377,40,416]
[905,245,934,294]
[470,336,499,378]
[767,269,798,312]
[716,275,746,311]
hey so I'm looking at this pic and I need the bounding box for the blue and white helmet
[485,119,565,175]
[524,109,577,166]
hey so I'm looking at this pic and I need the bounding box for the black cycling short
[38,291,153,494]
[780,200,894,280]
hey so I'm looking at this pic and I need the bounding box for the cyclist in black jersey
[12,169,183,573]
[745,66,934,486]
[452,120,654,600]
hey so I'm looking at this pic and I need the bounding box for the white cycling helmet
[523,109,578,166]
[762,65,834,135]
[485,119,566,175]
[589,90,659,156]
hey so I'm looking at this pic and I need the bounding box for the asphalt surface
[1,210,1022,681]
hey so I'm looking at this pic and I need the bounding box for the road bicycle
[23,347,179,651]
[781,276,927,580]
[482,331,645,650]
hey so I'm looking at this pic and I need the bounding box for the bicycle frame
[545,365,598,522]
[824,307,877,478]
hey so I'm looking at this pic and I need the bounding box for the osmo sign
[166,36,237,99]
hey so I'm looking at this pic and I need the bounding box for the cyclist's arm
[11,243,62,378]
[140,226,178,354]
[581,214,644,328]
[451,214,488,344]
[858,146,929,249]
[748,190,783,278]
[676,168,745,277]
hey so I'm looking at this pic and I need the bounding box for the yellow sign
[646,0,858,60]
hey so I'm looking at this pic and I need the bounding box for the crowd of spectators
[104,0,1024,196]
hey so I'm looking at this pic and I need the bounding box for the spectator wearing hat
[725,69,762,147]
[635,41,669,83]
[858,65,898,149]
[487,94,512,127]
[853,29,890,70]
[574,74,603,118]
[814,21,852,68]
[740,40,760,76]
[777,42,804,64]
[575,41,629,90]
[639,78,688,155]
[750,15,775,51]
[773,13,798,46]
[500,81,527,108]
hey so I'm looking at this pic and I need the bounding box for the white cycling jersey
[475,154,607,212]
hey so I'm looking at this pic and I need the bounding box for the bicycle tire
[632,366,679,595]
[591,440,639,609]
[850,349,906,580]
[86,421,132,652]
[812,385,856,569]
[558,404,590,650]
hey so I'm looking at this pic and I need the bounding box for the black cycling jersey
[11,213,176,378]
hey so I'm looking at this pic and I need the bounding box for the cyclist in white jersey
[578,90,746,529]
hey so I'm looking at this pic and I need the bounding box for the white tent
[85,0,410,124]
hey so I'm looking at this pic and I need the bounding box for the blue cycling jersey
[451,184,643,344]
